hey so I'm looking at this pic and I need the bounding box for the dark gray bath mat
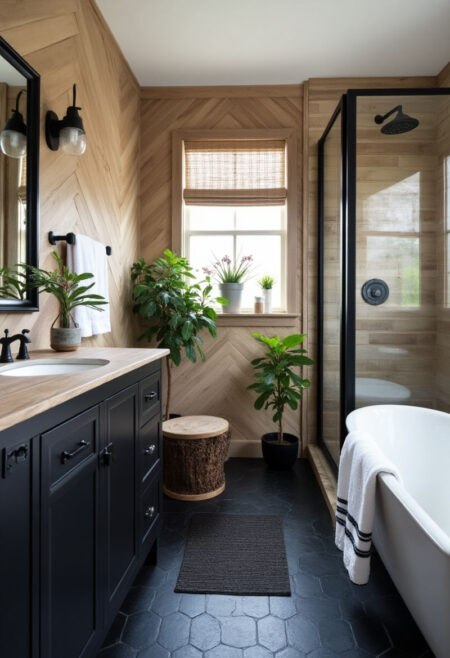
[175,514,291,596]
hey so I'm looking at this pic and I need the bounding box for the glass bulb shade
[0,129,27,158]
[60,126,87,155]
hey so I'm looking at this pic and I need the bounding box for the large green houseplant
[248,332,312,469]
[131,249,221,419]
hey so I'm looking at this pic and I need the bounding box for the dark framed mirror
[0,36,39,311]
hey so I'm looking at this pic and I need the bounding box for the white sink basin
[0,358,110,377]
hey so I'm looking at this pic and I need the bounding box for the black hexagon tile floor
[98,459,432,657]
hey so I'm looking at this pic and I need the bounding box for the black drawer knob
[144,391,157,402]
[61,440,90,464]
[144,444,156,456]
[144,505,156,520]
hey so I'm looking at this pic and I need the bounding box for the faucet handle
[21,329,31,343]
[17,329,31,360]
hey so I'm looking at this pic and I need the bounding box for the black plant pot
[261,432,299,470]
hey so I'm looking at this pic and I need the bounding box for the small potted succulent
[248,332,312,469]
[131,249,221,419]
[258,275,275,313]
[205,254,253,313]
[28,252,107,351]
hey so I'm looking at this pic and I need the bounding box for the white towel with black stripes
[335,431,401,585]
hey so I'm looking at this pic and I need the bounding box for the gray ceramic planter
[219,282,243,313]
[50,326,81,352]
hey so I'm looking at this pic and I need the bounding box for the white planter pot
[262,288,272,314]
[219,283,243,313]
[50,326,81,352]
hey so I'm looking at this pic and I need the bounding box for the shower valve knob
[361,279,389,305]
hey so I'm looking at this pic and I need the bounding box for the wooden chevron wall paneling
[0,0,140,348]
[139,86,305,453]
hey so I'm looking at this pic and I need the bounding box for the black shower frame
[318,87,450,473]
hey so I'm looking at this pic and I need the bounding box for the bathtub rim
[345,405,450,556]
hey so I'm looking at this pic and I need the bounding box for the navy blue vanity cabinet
[40,407,102,658]
[102,385,139,624]
[0,433,38,658]
[0,357,163,658]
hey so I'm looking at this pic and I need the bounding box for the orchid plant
[205,254,254,284]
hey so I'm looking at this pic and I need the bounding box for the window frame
[172,128,298,313]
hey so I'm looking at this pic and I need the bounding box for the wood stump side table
[162,415,230,501]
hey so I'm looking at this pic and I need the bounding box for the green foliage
[208,254,254,283]
[131,250,220,417]
[248,332,313,442]
[258,275,275,290]
[28,252,107,328]
[0,266,28,300]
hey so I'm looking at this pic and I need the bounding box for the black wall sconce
[0,89,27,158]
[45,84,87,155]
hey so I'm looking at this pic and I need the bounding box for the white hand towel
[67,234,111,338]
[335,431,401,585]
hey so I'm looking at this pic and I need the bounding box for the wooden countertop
[0,347,169,432]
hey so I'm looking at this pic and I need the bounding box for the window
[172,130,297,313]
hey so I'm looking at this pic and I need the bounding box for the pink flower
[222,255,232,265]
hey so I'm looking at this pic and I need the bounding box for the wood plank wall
[0,0,140,348]
[139,86,304,454]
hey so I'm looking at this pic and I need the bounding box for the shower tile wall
[435,87,450,412]
[355,96,439,409]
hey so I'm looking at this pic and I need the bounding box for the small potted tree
[248,332,312,469]
[131,249,221,419]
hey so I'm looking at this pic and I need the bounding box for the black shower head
[374,105,419,135]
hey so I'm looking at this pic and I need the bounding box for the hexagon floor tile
[99,459,432,657]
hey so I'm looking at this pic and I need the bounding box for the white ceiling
[97,0,450,86]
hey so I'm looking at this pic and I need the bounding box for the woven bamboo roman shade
[184,139,287,206]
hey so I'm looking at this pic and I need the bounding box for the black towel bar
[48,231,112,255]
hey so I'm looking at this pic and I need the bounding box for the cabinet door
[41,407,101,658]
[0,436,36,658]
[102,385,138,622]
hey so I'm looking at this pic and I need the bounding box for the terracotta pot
[261,432,299,470]
[50,326,81,352]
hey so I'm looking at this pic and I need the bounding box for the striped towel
[335,431,401,584]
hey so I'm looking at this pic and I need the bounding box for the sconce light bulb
[0,129,27,158]
[59,126,87,156]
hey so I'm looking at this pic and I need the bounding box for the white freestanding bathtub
[346,405,450,658]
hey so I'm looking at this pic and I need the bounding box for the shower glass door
[353,91,450,412]
[318,101,345,468]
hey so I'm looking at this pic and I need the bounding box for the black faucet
[0,329,31,363]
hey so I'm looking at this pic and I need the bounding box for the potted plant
[258,275,275,313]
[248,332,313,469]
[206,254,253,313]
[131,249,221,420]
[28,252,108,351]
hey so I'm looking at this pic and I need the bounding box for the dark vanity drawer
[139,372,161,426]
[139,416,160,484]
[141,480,159,544]
[42,407,99,487]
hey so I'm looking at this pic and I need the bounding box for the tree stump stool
[162,415,230,501]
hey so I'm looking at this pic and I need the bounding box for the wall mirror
[0,37,39,311]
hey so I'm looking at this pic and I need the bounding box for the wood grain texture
[0,0,140,349]
[140,87,304,447]
[0,347,168,431]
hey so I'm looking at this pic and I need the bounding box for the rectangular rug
[175,514,291,596]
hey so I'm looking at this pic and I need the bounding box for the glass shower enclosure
[318,88,450,469]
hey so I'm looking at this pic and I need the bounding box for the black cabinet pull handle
[144,444,156,456]
[144,505,156,520]
[61,440,90,464]
[144,391,157,401]
[102,442,114,466]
